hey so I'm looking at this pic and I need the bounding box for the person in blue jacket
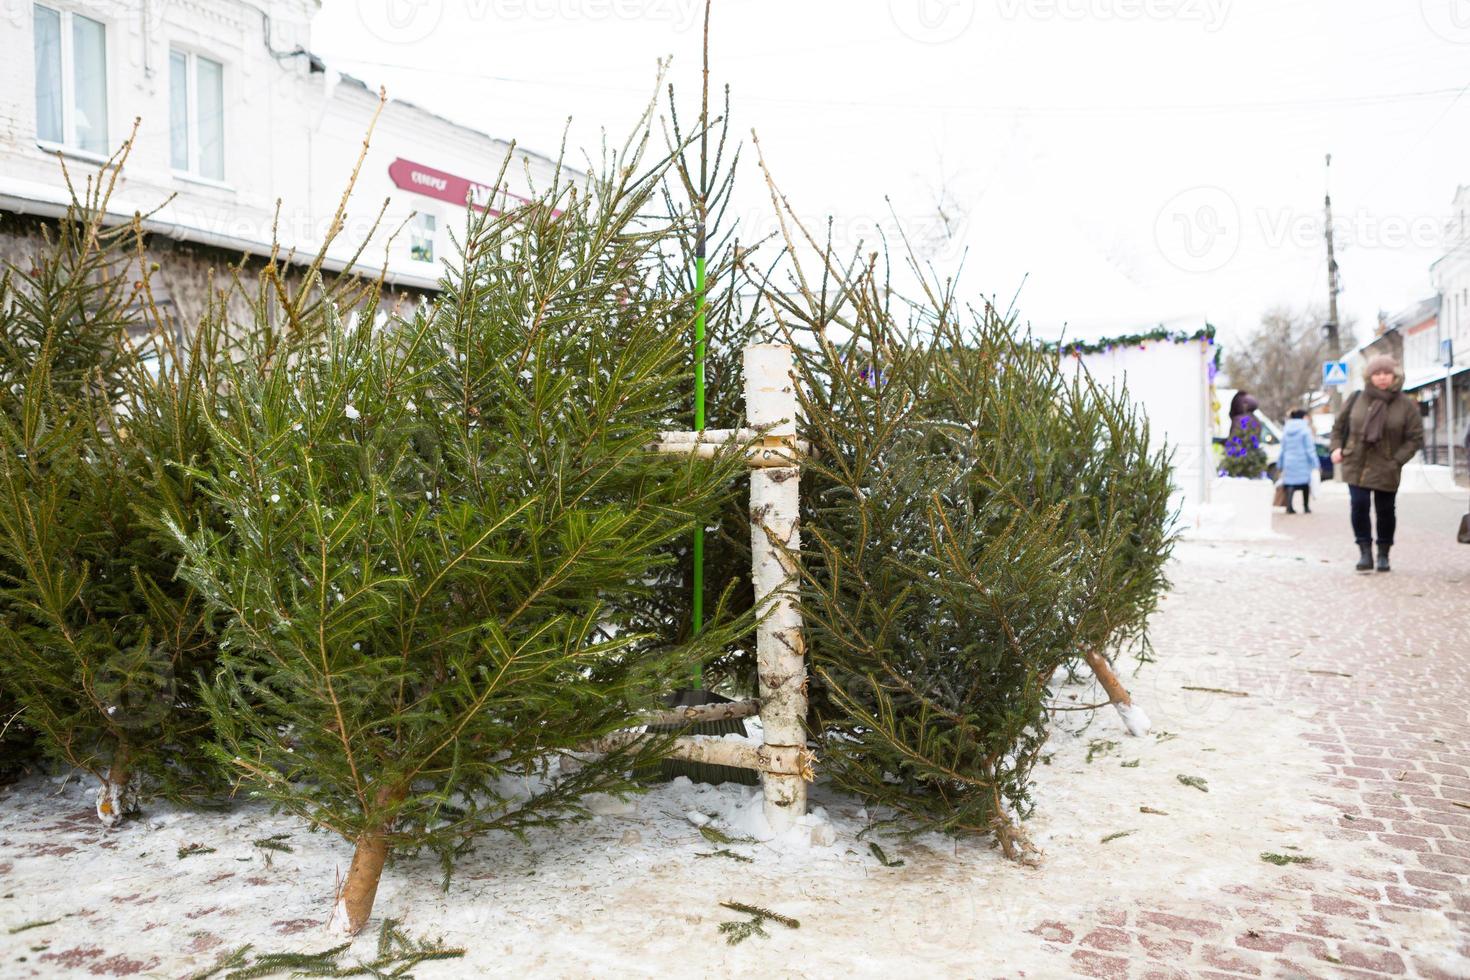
[1279,408,1318,514]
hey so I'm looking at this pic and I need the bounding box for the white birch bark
[745,344,808,831]
[580,731,813,777]
[638,698,762,728]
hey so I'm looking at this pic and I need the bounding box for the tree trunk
[1082,648,1151,736]
[328,827,391,936]
[328,785,404,936]
[95,745,132,827]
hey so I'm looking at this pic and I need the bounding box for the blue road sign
[1322,360,1350,387]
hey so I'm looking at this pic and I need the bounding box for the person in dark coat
[1330,355,1425,572]
[1278,409,1317,513]
[1228,391,1259,425]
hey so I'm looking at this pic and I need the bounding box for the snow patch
[1115,701,1152,736]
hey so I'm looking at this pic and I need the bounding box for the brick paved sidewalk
[1029,487,1470,979]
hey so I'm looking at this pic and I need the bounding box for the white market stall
[1058,321,1272,539]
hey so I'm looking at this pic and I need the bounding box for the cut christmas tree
[173,146,752,934]
[748,190,1175,849]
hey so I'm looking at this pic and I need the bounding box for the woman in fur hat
[1330,355,1425,572]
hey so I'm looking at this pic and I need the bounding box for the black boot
[1376,545,1391,573]
[1356,543,1373,572]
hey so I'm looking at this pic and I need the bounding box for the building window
[170,49,225,180]
[33,4,109,155]
[410,213,436,263]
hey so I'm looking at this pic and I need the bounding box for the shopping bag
[1272,485,1287,508]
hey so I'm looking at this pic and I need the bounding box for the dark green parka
[1329,374,1425,492]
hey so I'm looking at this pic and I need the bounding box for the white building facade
[1,0,566,319]
[1429,185,1470,474]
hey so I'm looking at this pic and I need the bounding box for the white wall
[0,0,567,289]
[1432,186,1470,375]
[1067,334,1214,519]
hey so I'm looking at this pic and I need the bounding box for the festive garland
[1046,323,1217,358]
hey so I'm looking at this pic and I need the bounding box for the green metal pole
[692,0,711,689]
[691,230,707,687]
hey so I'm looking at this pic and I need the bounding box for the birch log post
[744,344,809,831]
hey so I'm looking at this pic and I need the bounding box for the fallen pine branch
[718,901,800,945]
[1181,686,1250,697]
[868,842,904,867]
[1177,774,1209,792]
[699,825,755,846]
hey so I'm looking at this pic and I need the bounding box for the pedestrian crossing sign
[1322,360,1350,387]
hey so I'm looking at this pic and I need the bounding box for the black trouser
[1284,484,1310,511]
[1348,485,1396,546]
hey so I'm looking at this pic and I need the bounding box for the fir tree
[0,163,224,821]
[173,146,751,933]
[769,254,1175,851]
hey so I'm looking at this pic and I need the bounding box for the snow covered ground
[0,541,1463,978]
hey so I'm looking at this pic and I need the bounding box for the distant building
[1349,186,1470,478]
[1368,296,1449,461]
[1429,185,1470,473]
[0,0,567,327]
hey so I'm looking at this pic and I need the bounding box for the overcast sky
[314,0,1470,344]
